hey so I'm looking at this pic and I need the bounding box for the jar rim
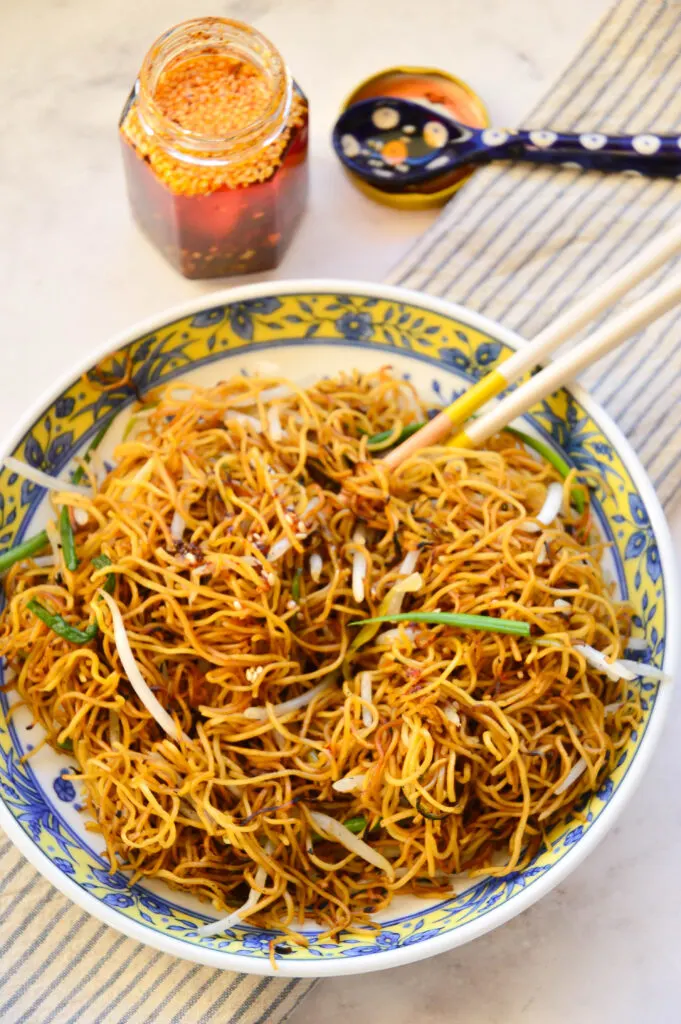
[137,17,292,163]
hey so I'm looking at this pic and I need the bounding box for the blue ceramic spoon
[333,97,681,191]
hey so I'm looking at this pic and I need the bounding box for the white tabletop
[3,2,680,1022]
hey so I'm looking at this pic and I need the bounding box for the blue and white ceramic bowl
[0,281,676,977]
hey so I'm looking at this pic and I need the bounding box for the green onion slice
[92,554,115,594]
[123,401,161,441]
[367,422,424,450]
[343,815,369,834]
[350,611,530,637]
[503,425,585,514]
[71,415,114,485]
[413,798,451,821]
[0,530,49,574]
[59,506,79,572]
[27,599,98,644]
[291,566,303,603]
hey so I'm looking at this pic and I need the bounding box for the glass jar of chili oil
[119,18,309,279]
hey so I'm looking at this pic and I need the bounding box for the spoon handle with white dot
[482,128,681,176]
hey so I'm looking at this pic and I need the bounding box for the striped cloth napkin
[1,2,678,1022]
[390,0,681,509]
[0,840,310,1022]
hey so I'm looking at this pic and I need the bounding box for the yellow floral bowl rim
[0,280,676,978]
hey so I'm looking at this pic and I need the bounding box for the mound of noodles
[0,368,641,943]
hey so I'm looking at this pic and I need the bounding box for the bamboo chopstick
[383,219,681,469]
[449,270,681,450]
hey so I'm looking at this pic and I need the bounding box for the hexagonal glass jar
[119,18,309,278]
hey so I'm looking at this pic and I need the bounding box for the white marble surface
[3,2,681,1023]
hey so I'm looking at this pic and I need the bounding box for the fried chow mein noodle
[0,368,642,943]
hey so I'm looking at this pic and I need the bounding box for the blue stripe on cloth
[167,971,225,1024]
[113,959,179,1024]
[510,82,681,338]
[640,394,681,464]
[137,964,203,1024]
[253,979,303,1024]
[389,0,625,287]
[507,62,681,333]
[0,877,55,933]
[556,0,667,127]
[0,899,71,983]
[0,911,89,1017]
[89,951,165,1024]
[473,80,681,322]
[471,173,613,312]
[65,944,149,1024]
[589,291,681,421]
[493,178,638,322]
[454,177,576,306]
[391,0,650,289]
[216,976,273,1024]
[434,1,675,303]
[510,181,673,332]
[0,854,31,896]
[16,927,124,1024]
[602,298,681,416]
[582,256,681,393]
[8,924,109,1024]
[659,462,681,504]
[406,167,546,293]
[51,933,131,1022]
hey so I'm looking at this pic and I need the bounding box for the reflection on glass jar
[119,18,309,279]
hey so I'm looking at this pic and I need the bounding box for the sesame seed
[121,54,308,198]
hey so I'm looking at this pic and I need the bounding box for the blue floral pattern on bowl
[53,771,76,803]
